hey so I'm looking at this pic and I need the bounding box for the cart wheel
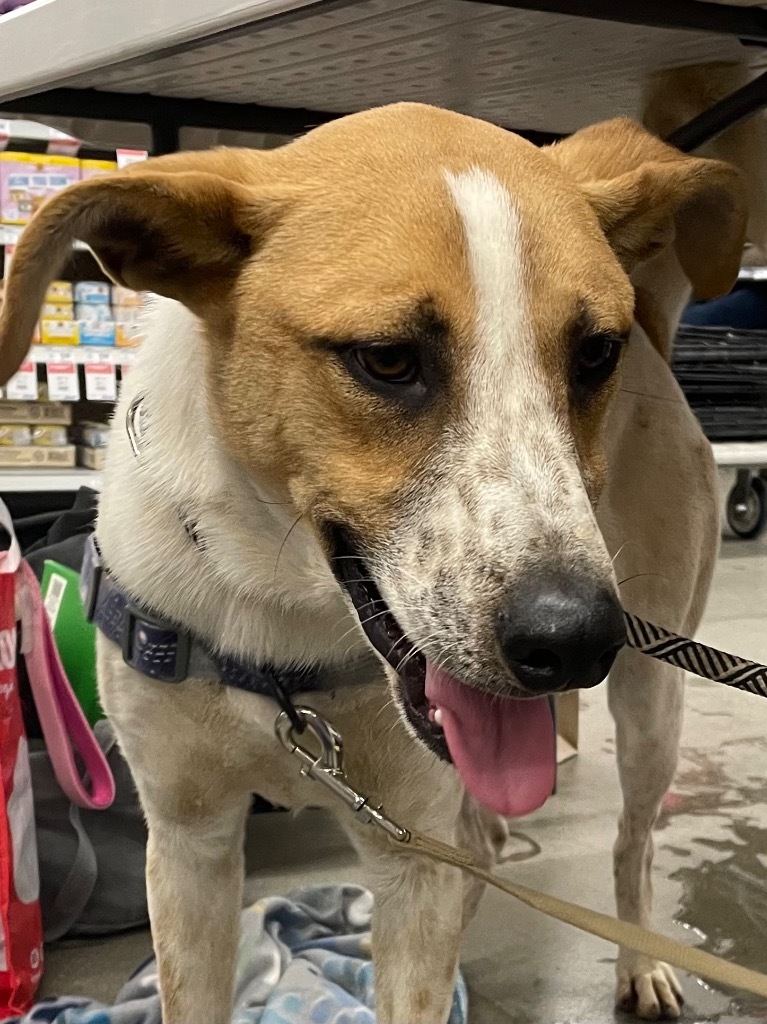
[726,476,767,539]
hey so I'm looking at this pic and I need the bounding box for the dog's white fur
[0,62,757,1024]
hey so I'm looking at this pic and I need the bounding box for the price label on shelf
[47,362,80,402]
[6,361,38,401]
[85,362,117,402]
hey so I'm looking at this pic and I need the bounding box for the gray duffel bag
[30,719,148,941]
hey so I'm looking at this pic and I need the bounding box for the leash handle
[624,612,767,696]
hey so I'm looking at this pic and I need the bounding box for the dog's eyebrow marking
[311,301,447,351]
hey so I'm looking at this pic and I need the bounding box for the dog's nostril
[516,649,561,674]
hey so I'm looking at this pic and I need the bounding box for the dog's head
[0,105,745,815]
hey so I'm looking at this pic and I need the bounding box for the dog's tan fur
[0,67,755,1022]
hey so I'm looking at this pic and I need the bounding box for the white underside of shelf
[0,0,323,102]
[712,441,767,468]
[0,467,101,492]
[0,0,755,135]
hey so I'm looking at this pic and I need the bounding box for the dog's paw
[615,957,684,1020]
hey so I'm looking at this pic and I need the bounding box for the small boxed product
[77,445,106,471]
[80,159,117,181]
[0,424,31,447]
[79,321,116,347]
[111,285,143,308]
[0,153,80,224]
[74,281,111,305]
[76,303,113,325]
[0,401,72,425]
[31,425,68,448]
[0,445,75,469]
[113,305,141,327]
[116,322,143,348]
[46,281,73,303]
[40,319,79,345]
[74,421,110,448]
[41,302,75,320]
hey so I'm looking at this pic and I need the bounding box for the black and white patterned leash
[625,612,767,698]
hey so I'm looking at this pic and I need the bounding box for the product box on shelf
[79,322,116,347]
[76,303,113,325]
[113,306,141,327]
[80,159,118,180]
[0,445,76,469]
[77,445,106,471]
[40,319,79,345]
[73,421,110,449]
[111,286,143,308]
[73,281,111,304]
[0,153,80,224]
[45,281,73,303]
[116,322,143,348]
[0,425,32,447]
[0,401,72,426]
[41,302,75,321]
[31,426,68,448]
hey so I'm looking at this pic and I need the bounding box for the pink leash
[1,502,114,810]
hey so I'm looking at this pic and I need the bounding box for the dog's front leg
[99,651,253,1024]
[144,791,251,1024]
[360,830,465,1024]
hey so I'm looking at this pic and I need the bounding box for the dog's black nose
[496,571,626,693]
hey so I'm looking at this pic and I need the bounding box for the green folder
[41,558,103,726]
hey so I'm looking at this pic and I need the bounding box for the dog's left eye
[353,344,421,385]
[574,334,625,388]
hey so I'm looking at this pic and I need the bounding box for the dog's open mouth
[331,529,556,817]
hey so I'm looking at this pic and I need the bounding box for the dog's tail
[635,62,767,360]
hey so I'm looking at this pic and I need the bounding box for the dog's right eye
[352,344,421,385]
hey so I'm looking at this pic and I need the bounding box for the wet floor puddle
[658,742,767,1021]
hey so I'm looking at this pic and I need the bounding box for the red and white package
[0,531,43,1015]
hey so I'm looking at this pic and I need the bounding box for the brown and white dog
[0,63,757,1023]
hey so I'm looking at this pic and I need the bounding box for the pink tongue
[425,663,556,817]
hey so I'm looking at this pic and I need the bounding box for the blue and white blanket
[8,886,467,1024]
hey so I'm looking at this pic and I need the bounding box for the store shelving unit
[1,0,767,500]
[0,467,101,492]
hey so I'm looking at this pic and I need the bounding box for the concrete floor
[41,532,767,1023]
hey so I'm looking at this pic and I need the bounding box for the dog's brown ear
[0,156,281,384]
[547,117,747,300]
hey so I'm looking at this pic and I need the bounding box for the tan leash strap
[408,831,767,999]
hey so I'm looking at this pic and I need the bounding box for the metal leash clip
[275,705,410,843]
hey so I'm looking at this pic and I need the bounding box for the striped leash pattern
[625,612,767,697]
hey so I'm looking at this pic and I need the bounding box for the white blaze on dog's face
[0,104,746,817]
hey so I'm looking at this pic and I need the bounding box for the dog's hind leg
[599,335,719,1019]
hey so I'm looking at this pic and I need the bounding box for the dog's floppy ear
[0,152,281,384]
[547,117,747,300]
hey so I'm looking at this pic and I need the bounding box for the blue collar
[79,535,325,710]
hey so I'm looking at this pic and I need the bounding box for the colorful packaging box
[45,281,73,303]
[111,285,143,308]
[78,321,116,347]
[76,303,113,325]
[73,281,111,304]
[116,322,143,348]
[0,153,80,224]
[40,319,79,346]
[41,302,75,321]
